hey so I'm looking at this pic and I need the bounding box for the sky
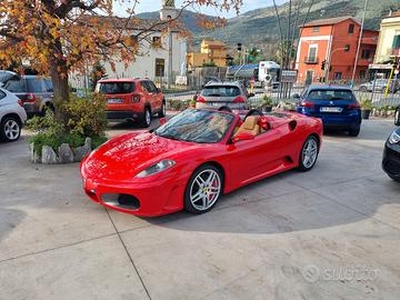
[114,0,288,18]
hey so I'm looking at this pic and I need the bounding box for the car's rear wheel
[141,107,151,128]
[298,135,319,172]
[394,107,400,126]
[349,124,361,137]
[0,116,21,142]
[184,165,223,214]
[359,86,368,92]
[158,100,166,118]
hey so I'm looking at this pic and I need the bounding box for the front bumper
[81,174,185,217]
[382,142,400,180]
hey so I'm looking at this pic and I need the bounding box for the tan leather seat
[234,116,261,137]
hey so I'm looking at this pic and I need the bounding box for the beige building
[374,11,400,64]
[187,39,227,68]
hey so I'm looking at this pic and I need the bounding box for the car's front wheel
[0,116,21,142]
[359,86,368,92]
[298,135,319,172]
[394,106,400,126]
[184,165,223,214]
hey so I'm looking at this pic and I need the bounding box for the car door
[143,80,162,111]
[226,128,286,187]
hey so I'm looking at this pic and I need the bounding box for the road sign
[281,70,298,83]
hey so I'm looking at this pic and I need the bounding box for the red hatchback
[96,78,166,127]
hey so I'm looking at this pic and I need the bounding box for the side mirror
[232,132,255,143]
[292,93,300,99]
[156,88,161,93]
[159,117,167,125]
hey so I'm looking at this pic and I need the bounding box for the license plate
[107,98,123,104]
[320,107,342,113]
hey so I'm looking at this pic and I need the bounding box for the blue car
[294,85,362,137]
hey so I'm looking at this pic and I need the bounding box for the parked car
[96,78,165,127]
[359,78,399,93]
[81,108,322,216]
[395,106,400,126]
[195,81,254,112]
[294,85,362,136]
[2,75,54,117]
[382,127,400,182]
[0,87,27,142]
[0,70,20,87]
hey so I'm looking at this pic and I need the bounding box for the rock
[30,142,40,163]
[41,145,58,164]
[58,143,74,163]
[84,137,91,149]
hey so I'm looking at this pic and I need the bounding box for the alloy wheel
[4,119,20,141]
[302,138,318,169]
[189,169,222,211]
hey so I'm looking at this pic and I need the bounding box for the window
[152,36,161,48]
[308,45,317,61]
[344,44,350,52]
[361,49,371,59]
[0,90,5,100]
[155,58,165,77]
[392,34,400,49]
[348,24,355,34]
[26,78,43,93]
[4,79,26,93]
[313,26,320,32]
[334,72,342,80]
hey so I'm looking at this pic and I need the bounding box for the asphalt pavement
[0,116,399,300]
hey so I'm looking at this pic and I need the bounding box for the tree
[0,0,242,122]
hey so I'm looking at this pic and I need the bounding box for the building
[187,39,227,68]
[70,1,187,89]
[370,10,400,77]
[295,16,379,84]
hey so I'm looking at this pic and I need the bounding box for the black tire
[359,86,368,92]
[158,100,166,118]
[298,135,319,172]
[394,107,400,126]
[184,164,223,214]
[141,107,151,128]
[0,116,21,142]
[388,174,400,182]
[349,125,361,137]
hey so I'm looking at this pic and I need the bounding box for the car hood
[82,131,195,181]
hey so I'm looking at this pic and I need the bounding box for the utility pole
[351,0,369,87]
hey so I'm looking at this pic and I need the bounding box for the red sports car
[80,108,323,216]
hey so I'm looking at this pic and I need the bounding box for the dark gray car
[2,75,53,117]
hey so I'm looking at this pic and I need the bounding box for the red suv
[96,78,166,127]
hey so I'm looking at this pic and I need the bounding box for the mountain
[138,0,400,50]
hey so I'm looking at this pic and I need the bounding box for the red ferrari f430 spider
[80,108,323,216]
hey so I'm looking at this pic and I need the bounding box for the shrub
[360,97,374,110]
[27,93,108,154]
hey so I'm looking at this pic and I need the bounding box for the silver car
[359,79,398,93]
[0,87,27,142]
[195,81,254,111]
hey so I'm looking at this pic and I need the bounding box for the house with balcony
[370,10,400,77]
[187,39,227,68]
[295,16,379,84]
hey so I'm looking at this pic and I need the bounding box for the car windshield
[201,86,241,97]
[99,82,135,94]
[154,109,234,143]
[308,89,354,101]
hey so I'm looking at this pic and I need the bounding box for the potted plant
[360,98,374,119]
[260,95,273,112]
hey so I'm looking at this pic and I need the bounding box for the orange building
[295,16,379,84]
[187,39,227,68]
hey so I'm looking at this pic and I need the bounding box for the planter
[361,109,371,120]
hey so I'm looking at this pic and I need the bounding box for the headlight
[388,130,400,145]
[135,159,176,178]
